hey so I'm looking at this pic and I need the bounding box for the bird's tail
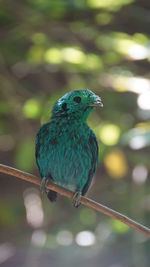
[46,190,57,202]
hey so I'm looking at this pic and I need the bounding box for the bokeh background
[0,0,150,266]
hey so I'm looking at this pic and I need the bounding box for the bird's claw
[72,190,82,208]
[40,177,49,195]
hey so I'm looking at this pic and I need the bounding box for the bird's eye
[73,96,81,103]
[62,102,68,111]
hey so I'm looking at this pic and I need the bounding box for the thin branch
[0,163,150,238]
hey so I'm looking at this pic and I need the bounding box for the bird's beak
[89,96,103,107]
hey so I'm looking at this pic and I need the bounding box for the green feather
[35,89,102,203]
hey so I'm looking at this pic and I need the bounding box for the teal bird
[35,89,103,207]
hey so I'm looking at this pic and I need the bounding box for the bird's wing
[81,131,98,195]
[35,123,56,179]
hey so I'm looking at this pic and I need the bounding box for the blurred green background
[0,0,150,266]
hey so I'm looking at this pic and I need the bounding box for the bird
[35,89,103,207]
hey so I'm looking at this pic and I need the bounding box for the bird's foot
[40,177,49,195]
[72,190,82,208]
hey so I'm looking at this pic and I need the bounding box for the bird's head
[52,89,103,121]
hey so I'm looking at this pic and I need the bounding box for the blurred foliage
[0,0,150,266]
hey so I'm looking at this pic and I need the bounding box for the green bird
[35,89,103,207]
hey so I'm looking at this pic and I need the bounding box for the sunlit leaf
[99,124,120,146]
[44,48,62,64]
[95,12,113,25]
[111,219,129,233]
[104,149,128,178]
[23,99,41,119]
[84,53,103,70]
[87,0,134,11]
[62,47,86,64]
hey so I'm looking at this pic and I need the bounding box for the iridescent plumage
[35,89,103,207]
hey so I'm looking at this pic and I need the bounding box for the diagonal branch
[0,163,150,238]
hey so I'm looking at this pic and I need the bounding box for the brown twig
[0,163,150,237]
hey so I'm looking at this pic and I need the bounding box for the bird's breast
[48,123,95,189]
